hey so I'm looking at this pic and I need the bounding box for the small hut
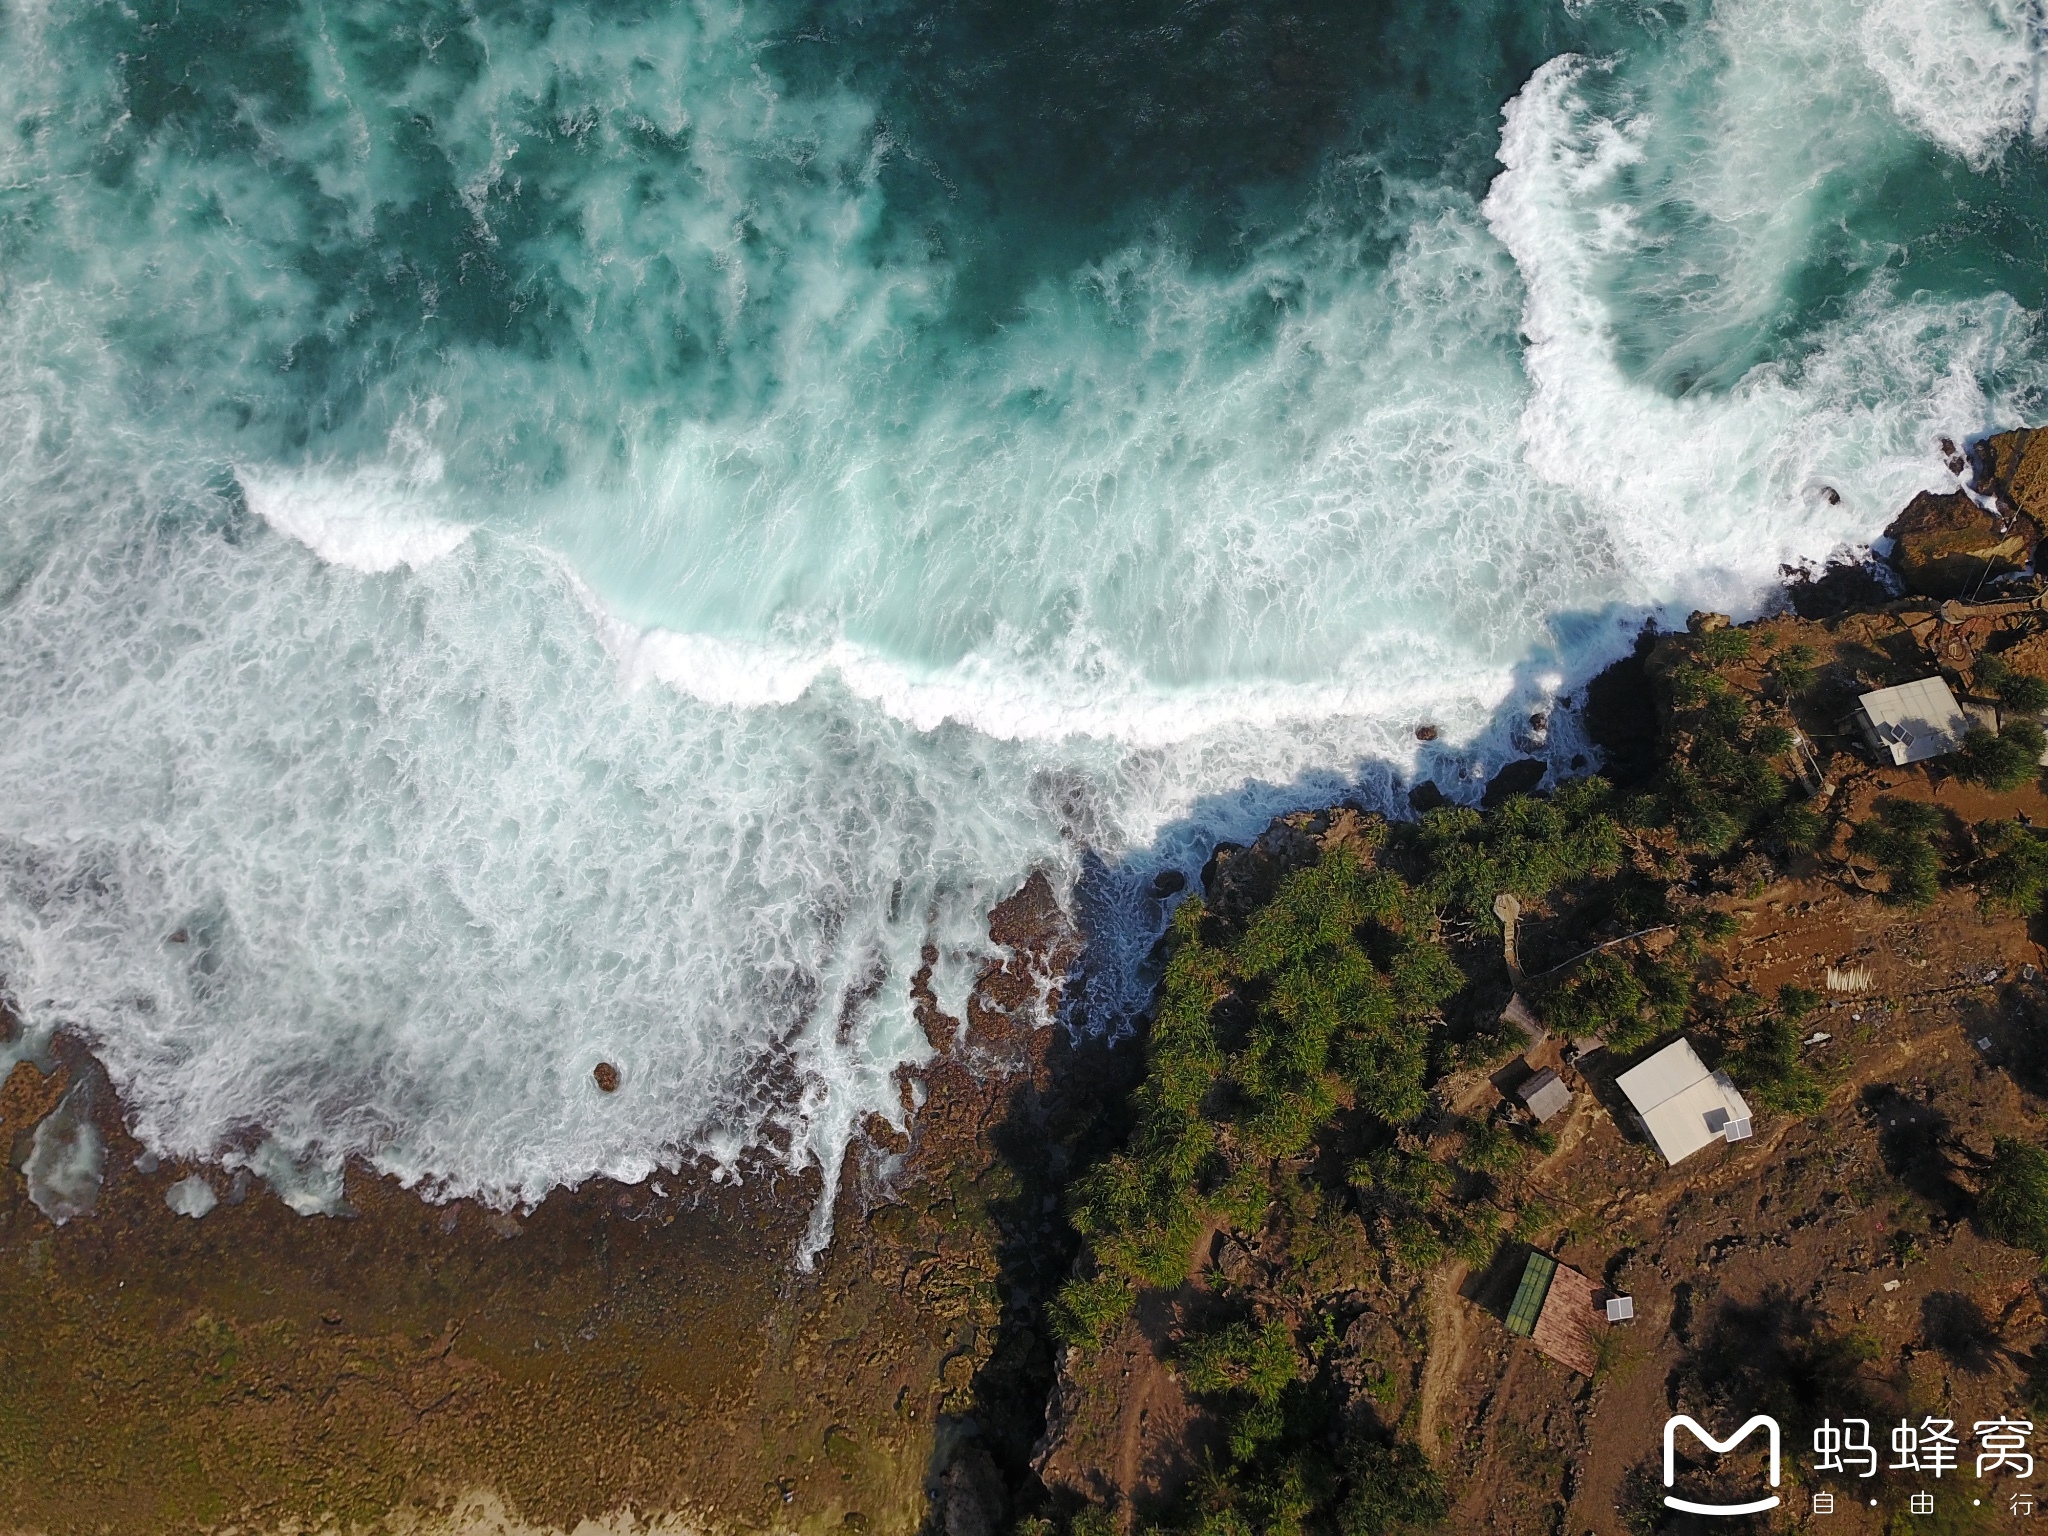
[1504,1251,1601,1375]
[1852,677,1968,766]
[1615,1039,1753,1166]
[1516,1067,1571,1123]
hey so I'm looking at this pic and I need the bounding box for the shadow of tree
[1921,1291,2000,1374]
[1860,1084,1968,1219]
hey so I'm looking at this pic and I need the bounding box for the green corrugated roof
[1506,1252,1556,1337]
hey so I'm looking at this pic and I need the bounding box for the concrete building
[1615,1039,1754,1165]
[1852,676,1969,766]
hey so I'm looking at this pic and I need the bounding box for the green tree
[1957,721,2047,793]
[1976,655,2048,715]
[1847,799,1944,907]
[1979,820,2048,916]
[1541,949,1689,1055]
[1697,628,1752,665]
[1769,642,1818,696]
[1335,1438,1446,1536]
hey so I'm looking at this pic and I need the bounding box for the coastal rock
[593,1062,621,1093]
[1884,488,2037,598]
[1480,758,1547,808]
[1150,869,1187,898]
[1201,808,1385,926]
[1781,551,1896,618]
[1976,427,2048,523]
[1407,780,1447,814]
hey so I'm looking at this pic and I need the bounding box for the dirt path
[1415,1261,1473,1459]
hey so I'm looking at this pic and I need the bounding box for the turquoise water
[2,0,2046,1253]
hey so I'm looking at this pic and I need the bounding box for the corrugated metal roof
[1856,677,1968,766]
[1518,1068,1572,1121]
[1615,1039,1710,1113]
[1617,1039,1756,1164]
[1532,1260,1601,1375]
[1507,1251,1556,1337]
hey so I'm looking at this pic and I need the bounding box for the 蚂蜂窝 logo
[1664,1414,1782,1516]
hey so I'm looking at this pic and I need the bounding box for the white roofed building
[1615,1039,1754,1165]
[1853,677,1969,766]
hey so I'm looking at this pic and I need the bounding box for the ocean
[1,0,2044,1257]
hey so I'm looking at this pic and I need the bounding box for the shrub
[1351,1146,1452,1214]
[2004,674,2048,715]
[1768,804,1828,852]
[1178,1317,1300,1406]
[1778,983,1821,1020]
[1458,1115,1525,1175]
[1409,780,1621,929]
[1336,1438,1447,1536]
[1542,949,1689,1055]
[1975,654,2048,714]
[1770,642,1818,695]
[1048,1272,1135,1347]
[1957,721,2047,793]
[1979,820,2048,915]
[1981,1138,2048,1259]
[1983,655,2048,716]
[1697,628,1753,664]
[1847,799,1944,907]
[1730,1012,1825,1116]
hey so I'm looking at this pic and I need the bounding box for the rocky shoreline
[12,429,2048,1534]
[0,871,1114,1536]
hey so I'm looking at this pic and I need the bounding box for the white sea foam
[24,1082,102,1225]
[4,0,2048,1267]
[1486,29,2017,594]
[239,466,474,574]
[164,1173,219,1218]
[1859,0,2045,168]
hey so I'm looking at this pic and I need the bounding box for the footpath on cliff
[12,430,2048,1536]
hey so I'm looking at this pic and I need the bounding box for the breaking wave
[2,0,2047,1259]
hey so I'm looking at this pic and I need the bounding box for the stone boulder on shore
[1883,486,2036,598]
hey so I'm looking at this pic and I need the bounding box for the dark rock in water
[1407,780,1447,813]
[1481,758,1548,808]
[1819,485,1842,505]
[1884,487,2037,597]
[1414,723,1438,741]
[1571,753,1588,770]
[1149,869,1187,898]
[1583,628,1661,788]
[593,1062,621,1093]
[1782,552,1896,617]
